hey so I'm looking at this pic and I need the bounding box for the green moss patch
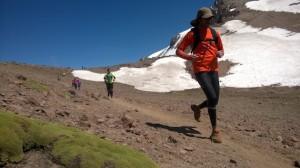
[23,80,49,92]
[0,111,159,168]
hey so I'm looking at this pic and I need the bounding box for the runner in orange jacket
[176,7,224,143]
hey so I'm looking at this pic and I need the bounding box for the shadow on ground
[146,122,206,138]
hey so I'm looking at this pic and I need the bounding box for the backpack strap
[209,27,218,44]
[191,27,219,53]
[191,27,200,53]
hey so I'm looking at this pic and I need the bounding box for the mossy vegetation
[64,91,72,98]
[23,80,49,92]
[0,111,159,168]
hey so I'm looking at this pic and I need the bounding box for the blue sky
[0,0,214,68]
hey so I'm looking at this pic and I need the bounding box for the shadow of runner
[146,122,204,138]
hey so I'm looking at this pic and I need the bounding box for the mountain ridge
[153,0,300,60]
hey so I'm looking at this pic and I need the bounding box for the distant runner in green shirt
[104,68,116,98]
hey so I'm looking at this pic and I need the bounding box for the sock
[208,108,217,129]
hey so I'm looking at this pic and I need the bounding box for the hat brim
[202,13,214,19]
[190,14,214,26]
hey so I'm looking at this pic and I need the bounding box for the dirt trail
[112,97,185,124]
[223,135,292,168]
[112,96,294,168]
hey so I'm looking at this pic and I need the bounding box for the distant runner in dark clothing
[104,68,116,98]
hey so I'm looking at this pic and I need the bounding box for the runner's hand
[188,54,201,62]
[217,51,224,58]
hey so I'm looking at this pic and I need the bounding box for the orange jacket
[176,27,224,73]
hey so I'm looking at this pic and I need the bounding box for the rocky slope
[1,62,299,168]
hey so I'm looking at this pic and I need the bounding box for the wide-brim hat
[190,7,214,26]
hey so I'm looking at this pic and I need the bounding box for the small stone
[245,128,256,132]
[290,136,299,142]
[230,159,237,164]
[80,114,88,121]
[133,130,141,135]
[167,136,177,143]
[17,75,27,80]
[184,146,194,152]
[106,114,113,118]
[131,122,139,128]
[143,131,149,137]
[163,144,171,148]
[294,142,300,149]
[77,121,91,128]
[180,149,188,154]
[206,150,214,154]
[276,136,283,142]
[97,118,106,124]
[121,114,134,128]
[136,138,142,143]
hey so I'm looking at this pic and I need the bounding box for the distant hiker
[57,75,61,81]
[72,77,76,89]
[72,77,79,90]
[78,79,81,90]
[176,7,225,143]
[104,68,116,98]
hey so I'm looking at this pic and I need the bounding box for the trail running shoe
[210,129,222,143]
[191,105,201,122]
